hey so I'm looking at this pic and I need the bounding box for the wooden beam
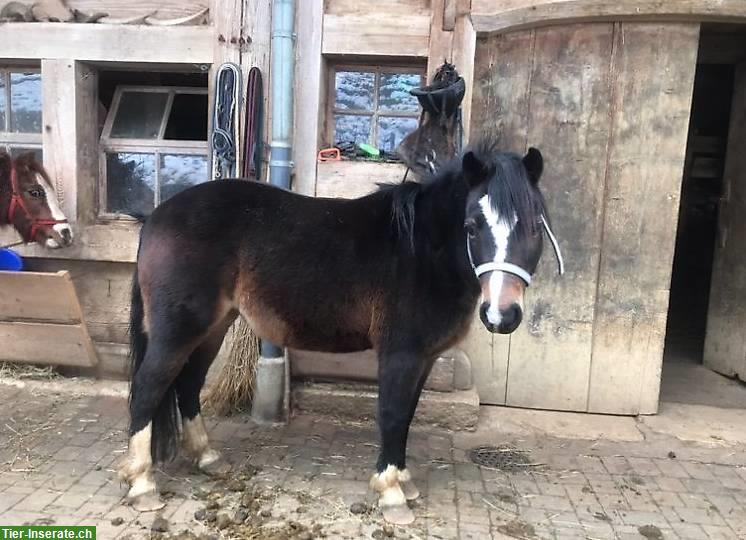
[1,23,212,64]
[451,13,476,143]
[0,223,140,263]
[293,0,325,196]
[428,0,455,79]
[443,0,457,31]
[470,0,746,35]
[41,60,98,224]
[323,14,431,58]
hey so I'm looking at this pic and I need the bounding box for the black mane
[384,140,547,249]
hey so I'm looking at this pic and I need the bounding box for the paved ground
[1,378,746,539]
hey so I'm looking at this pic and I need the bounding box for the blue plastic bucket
[0,248,23,271]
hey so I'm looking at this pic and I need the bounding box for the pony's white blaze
[38,174,73,247]
[478,195,517,325]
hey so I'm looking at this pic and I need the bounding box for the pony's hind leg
[370,350,429,525]
[120,337,191,512]
[176,312,236,476]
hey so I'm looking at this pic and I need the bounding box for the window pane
[334,114,371,146]
[110,91,168,139]
[0,75,6,130]
[160,154,208,202]
[10,72,42,133]
[164,93,208,141]
[106,152,156,215]
[334,71,375,111]
[9,147,43,163]
[378,73,421,113]
[378,116,418,153]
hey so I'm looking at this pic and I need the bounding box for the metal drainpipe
[252,0,296,423]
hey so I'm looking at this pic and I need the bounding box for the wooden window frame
[326,64,424,150]
[0,67,43,155]
[98,85,208,220]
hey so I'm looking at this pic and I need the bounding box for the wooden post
[41,60,98,224]
[293,0,325,196]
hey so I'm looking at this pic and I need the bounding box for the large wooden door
[704,63,746,381]
[470,23,699,413]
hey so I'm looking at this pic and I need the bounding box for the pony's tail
[128,268,180,463]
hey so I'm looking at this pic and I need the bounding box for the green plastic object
[357,142,380,157]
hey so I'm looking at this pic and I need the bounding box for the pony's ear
[523,147,543,184]
[462,151,488,188]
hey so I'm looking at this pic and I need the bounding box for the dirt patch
[638,524,663,539]
[496,519,535,539]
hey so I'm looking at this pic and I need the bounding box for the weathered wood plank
[451,13,476,142]
[0,321,97,367]
[704,63,746,382]
[322,14,431,58]
[428,0,455,80]
[505,24,615,412]
[1,23,212,63]
[315,161,406,200]
[0,223,140,263]
[293,0,325,196]
[25,260,134,345]
[589,23,699,414]
[0,271,80,323]
[325,0,429,17]
[41,60,98,223]
[469,31,535,405]
[471,0,746,35]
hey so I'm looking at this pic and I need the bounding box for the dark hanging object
[410,62,465,120]
[396,62,466,181]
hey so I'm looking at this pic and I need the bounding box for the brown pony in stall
[0,151,73,248]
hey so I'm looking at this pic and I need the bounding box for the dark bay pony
[119,140,564,523]
[0,151,73,248]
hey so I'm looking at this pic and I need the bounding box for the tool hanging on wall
[241,67,264,180]
[210,62,243,180]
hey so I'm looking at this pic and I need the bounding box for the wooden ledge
[471,0,746,35]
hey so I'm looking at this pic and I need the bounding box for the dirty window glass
[9,72,42,133]
[110,91,169,139]
[106,152,157,216]
[332,67,421,152]
[160,154,208,202]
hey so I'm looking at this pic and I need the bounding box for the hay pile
[202,319,261,416]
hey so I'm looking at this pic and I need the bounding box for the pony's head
[0,151,73,248]
[462,144,563,333]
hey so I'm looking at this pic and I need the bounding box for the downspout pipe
[253,0,295,423]
[263,0,295,359]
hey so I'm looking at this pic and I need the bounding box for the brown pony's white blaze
[0,152,73,248]
[120,140,564,524]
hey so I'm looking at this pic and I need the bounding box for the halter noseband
[7,163,68,242]
[467,215,565,286]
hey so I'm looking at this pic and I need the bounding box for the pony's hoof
[381,503,415,525]
[129,492,165,512]
[400,479,420,501]
[199,455,231,477]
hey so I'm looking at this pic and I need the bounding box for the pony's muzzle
[479,301,523,334]
[46,224,74,248]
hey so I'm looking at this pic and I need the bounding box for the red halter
[7,163,68,242]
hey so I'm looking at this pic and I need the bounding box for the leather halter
[467,215,565,286]
[6,163,68,242]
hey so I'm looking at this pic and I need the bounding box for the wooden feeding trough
[0,270,98,368]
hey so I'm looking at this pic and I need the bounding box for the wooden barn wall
[470,22,699,414]
[12,0,207,19]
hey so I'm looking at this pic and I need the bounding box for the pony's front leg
[370,350,428,525]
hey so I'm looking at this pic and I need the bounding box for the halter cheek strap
[7,164,68,242]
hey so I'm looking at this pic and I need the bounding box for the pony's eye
[28,187,44,199]
[464,218,477,238]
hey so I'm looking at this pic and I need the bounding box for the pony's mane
[382,139,547,249]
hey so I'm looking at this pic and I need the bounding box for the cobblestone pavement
[1,380,746,539]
